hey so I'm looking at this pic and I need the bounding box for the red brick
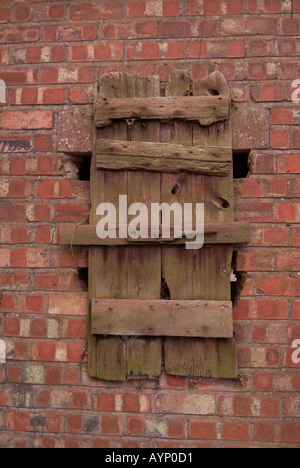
[55,203,89,223]
[168,420,185,439]
[48,5,65,20]
[270,130,288,149]
[221,422,250,441]
[37,180,54,198]
[64,367,80,385]
[257,276,299,296]
[233,396,252,417]
[96,394,116,412]
[0,111,53,130]
[15,6,31,22]
[281,18,300,35]
[253,373,273,391]
[67,320,86,339]
[163,1,181,16]
[30,319,47,338]
[25,296,45,314]
[35,135,53,152]
[281,423,300,443]
[293,301,300,320]
[127,417,144,435]
[161,21,191,37]
[128,1,146,17]
[241,179,261,197]
[248,63,267,80]
[69,86,93,104]
[123,393,140,412]
[45,368,62,385]
[141,43,159,60]
[8,366,23,383]
[264,0,281,12]
[45,414,63,433]
[32,342,56,361]
[3,318,20,337]
[189,420,217,439]
[257,300,289,320]
[8,180,26,198]
[249,39,268,57]
[72,392,89,409]
[228,40,245,58]
[277,203,299,222]
[267,178,287,196]
[66,414,82,433]
[71,2,123,20]
[101,415,121,435]
[7,412,30,432]
[26,46,42,63]
[254,422,275,442]
[33,389,51,407]
[167,42,184,59]
[260,397,281,417]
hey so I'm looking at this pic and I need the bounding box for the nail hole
[214,196,231,209]
[171,183,181,195]
[208,88,220,96]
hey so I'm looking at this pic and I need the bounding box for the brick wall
[0,0,300,448]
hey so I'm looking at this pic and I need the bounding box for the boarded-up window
[60,71,250,381]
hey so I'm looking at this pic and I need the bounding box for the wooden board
[91,299,233,338]
[161,71,237,378]
[59,222,250,246]
[165,338,237,379]
[90,73,163,380]
[95,139,231,176]
[95,95,230,128]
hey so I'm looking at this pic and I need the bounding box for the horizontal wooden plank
[165,338,238,378]
[91,299,233,338]
[59,222,250,246]
[95,139,231,176]
[95,95,230,128]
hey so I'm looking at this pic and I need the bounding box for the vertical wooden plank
[126,74,162,379]
[90,73,130,381]
[163,71,237,378]
[91,73,162,380]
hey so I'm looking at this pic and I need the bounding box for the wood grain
[92,299,233,338]
[95,95,230,128]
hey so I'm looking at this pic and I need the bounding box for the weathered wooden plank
[95,95,230,128]
[91,73,130,381]
[127,338,161,379]
[96,139,231,161]
[125,74,162,380]
[59,222,250,246]
[95,139,231,176]
[91,299,233,338]
[162,70,237,378]
[165,338,238,379]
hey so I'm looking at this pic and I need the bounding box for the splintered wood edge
[91,299,233,338]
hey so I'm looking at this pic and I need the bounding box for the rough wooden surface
[161,71,237,379]
[59,222,250,246]
[95,139,231,176]
[95,95,230,128]
[90,73,163,380]
[165,338,237,379]
[85,71,239,380]
[92,299,233,338]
